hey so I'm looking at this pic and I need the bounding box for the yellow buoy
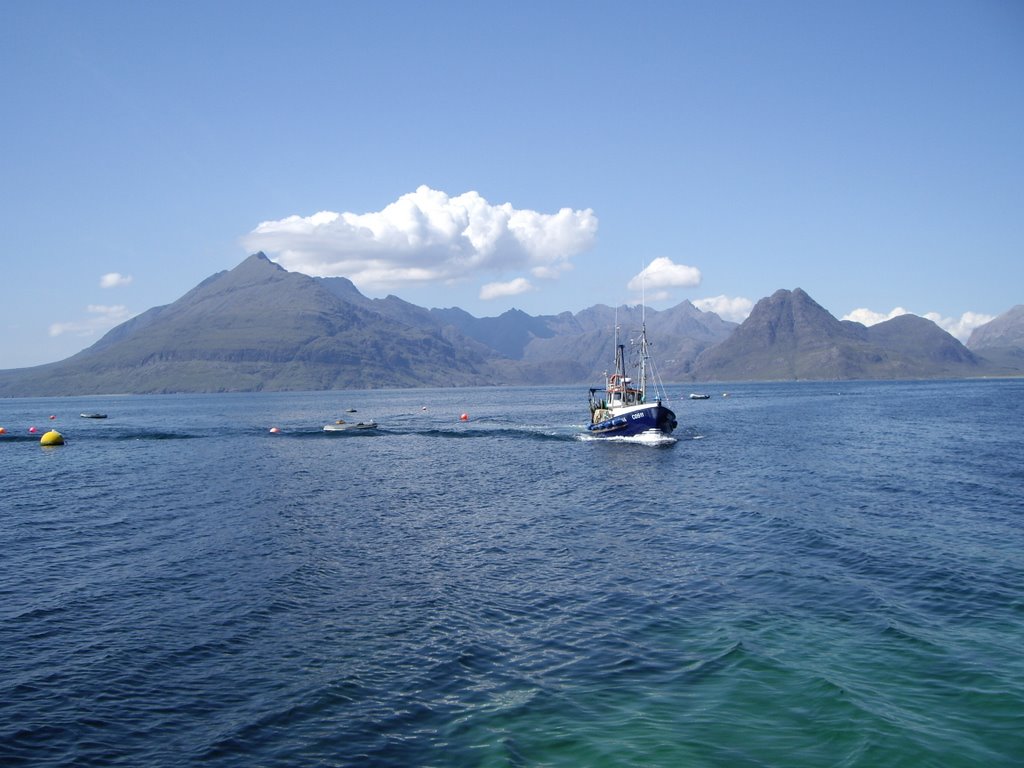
[40,430,65,446]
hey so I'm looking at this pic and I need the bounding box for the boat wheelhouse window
[611,389,640,406]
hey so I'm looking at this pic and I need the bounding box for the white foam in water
[578,430,677,445]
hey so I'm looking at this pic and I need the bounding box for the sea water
[1,380,1022,767]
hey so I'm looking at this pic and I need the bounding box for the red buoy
[459,413,469,421]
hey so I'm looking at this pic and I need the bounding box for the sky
[2,1,1022,369]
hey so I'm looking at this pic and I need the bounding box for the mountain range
[0,253,1020,396]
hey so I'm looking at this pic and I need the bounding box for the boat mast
[638,323,647,399]
[640,278,648,398]
[612,307,628,387]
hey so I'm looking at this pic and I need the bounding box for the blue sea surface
[2,380,1022,766]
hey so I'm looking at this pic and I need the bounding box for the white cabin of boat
[606,374,644,407]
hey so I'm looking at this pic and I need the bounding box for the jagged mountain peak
[732,287,846,346]
[213,251,287,283]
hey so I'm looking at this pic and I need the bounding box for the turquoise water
[2,380,1022,766]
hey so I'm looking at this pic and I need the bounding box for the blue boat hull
[587,404,677,437]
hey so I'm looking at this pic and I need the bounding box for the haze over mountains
[0,253,1020,396]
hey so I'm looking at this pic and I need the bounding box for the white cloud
[842,307,910,326]
[243,185,598,292]
[480,277,533,300]
[627,257,701,293]
[922,311,995,342]
[100,272,133,288]
[843,306,994,342]
[643,289,673,303]
[49,304,133,337]
[693,295,754,322]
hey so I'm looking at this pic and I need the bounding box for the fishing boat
[80,412,108,419]
[587,321,677,438]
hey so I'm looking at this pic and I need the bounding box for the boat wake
[578,430,677,446]
[414,426,578,442]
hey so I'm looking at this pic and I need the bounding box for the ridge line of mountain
[0,253,1020,396]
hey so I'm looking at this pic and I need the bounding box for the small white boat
[322,420,378,432]
[80,412,108,418]
[689,393,711,400]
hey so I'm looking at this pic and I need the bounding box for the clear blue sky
[2,0,1022,368]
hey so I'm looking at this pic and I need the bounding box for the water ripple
[2,382,1023,766]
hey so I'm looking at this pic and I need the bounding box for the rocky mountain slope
[0,253,734,395]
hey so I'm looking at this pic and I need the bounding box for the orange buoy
[459,413,469,421]
[269,427,281,433]
[0,426,7,434]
